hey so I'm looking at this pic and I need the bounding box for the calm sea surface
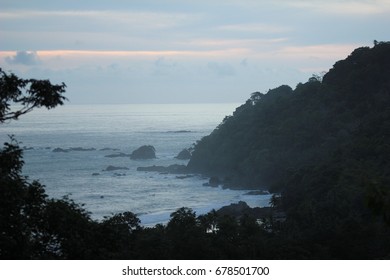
[0,104,271,225]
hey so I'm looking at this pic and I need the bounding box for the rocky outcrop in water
[176,175,194,179]
[104,152,131,158]
[167,130,192,133]
[69,147,96,152]
[137,164,187,174]
[245,190,270,195]
[130,145,156,160]
[175,149,191,160]
[52,148,69,153]
[100,148,120,151]
[103,165,129,171]
[202,176,222,187]
[52,147,96,152]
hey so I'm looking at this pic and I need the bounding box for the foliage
[0,70,67,258]
[189,43,390,190]
[0,68,67,123]
[187,42,390,258]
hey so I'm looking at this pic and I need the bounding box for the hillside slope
[188,42,390,191]
[187,42,390,258]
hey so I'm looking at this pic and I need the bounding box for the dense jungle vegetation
[188,41,390,258]
[1,42,390,259]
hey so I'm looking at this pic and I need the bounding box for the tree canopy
[0,68,67,123]
[186,42,390,258]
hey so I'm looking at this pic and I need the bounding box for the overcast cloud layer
[1,0,389,104]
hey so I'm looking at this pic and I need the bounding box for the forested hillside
[188,42,390,190]
[187,42,390,258]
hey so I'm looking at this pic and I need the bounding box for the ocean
[0,103,271,225]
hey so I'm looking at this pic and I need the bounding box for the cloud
[0,9,205,51]
[0,9,198,32]
[285,0,390,16]
[153,57,179,76]
[5,51,41,65]
[207,62,236,77]
[217,23,290,34]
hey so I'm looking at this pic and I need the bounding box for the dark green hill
[188,41,390,190]
[187,42,390,258]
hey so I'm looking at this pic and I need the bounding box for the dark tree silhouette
[0,68,67,123]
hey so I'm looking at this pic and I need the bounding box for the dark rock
[176,175,194,179]
[52,147,96,152]
[167,130,192,133]
[69,147,96,152]
[137,164,187,174]
[210,176,221,187]
[175,149,191,160]
[130,145,156,160]
[104,152,131,158]
[245,190,270,195]
[52,148,69,153]
[203,176,222,187]
[103,165,129,171]
[100,148,120,151]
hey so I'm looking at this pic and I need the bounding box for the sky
[0,0,389,104]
